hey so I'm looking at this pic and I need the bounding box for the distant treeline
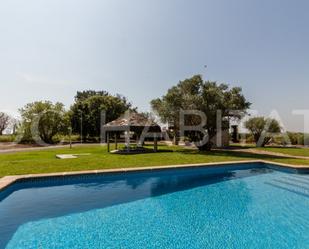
[238,132,309,146]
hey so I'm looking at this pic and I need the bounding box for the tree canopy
[245,117,281,147]
[19,101,69,144]
[74,90,109,102]
[70,90,132,140]
[151,75,251,150]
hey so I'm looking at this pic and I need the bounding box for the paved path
[227,148,309,160]
[0,143,104,154]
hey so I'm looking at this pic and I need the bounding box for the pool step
[273,179,309,192]
[285,175,309,182]
[265,176,309,198]
[281,176,309,186]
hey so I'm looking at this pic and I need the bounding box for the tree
[74,90,109,102]
[286,132,304,145]
[19,101,69,144]
[245,117,281,147]
[151,75,250,150]
[0,112,10,135]
[70,90,132,140]
[10,118,20,135]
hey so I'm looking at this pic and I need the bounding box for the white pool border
[0,160,308,191]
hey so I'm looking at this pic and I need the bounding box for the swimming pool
[0,162,308,248]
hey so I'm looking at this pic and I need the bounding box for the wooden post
[69,127,72,149]
[154,134,158,152]
[115,134,118,150]
[107,132,110,152]
[125,129,130,152]
[127,130,130,152]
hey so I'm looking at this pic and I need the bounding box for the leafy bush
[0,135,15,143]
[51,134,81,144]
[286,132,306,145]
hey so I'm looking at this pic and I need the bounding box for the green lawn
[0,145,308,178]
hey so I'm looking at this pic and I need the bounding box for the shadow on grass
[227,145,256,150]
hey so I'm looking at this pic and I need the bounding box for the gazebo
[102,112,162,153]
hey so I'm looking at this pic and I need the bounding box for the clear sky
[1,0,309,131]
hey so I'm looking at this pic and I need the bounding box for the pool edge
[0,160,308,191]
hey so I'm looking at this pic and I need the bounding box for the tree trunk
[196,130,215,151]
[196,141,213,151]
[173,135,179,145]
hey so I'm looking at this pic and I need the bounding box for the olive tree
[151,75,250,150]
[19,101,69,144]
[245,117,281,147]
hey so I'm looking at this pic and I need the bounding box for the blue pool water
[0,163,308,249]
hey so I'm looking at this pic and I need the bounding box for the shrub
[0,135,15,143]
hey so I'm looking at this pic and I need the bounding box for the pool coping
[0,159,308,191]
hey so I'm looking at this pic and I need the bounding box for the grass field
[0,144,309,178]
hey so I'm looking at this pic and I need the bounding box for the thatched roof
[103,112,161,133]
